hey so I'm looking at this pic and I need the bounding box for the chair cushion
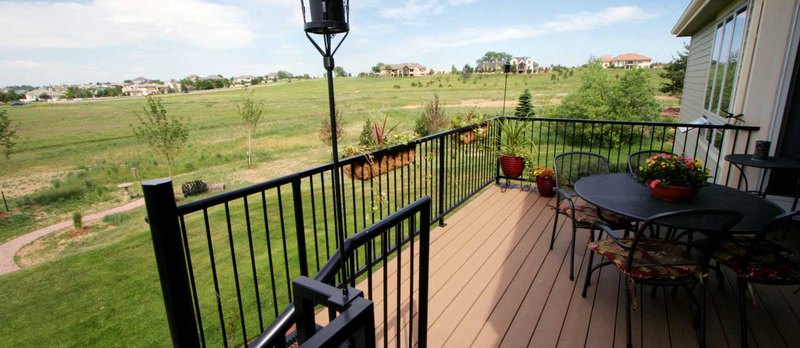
[558,197,630,227]
[588,238,701,280]
[714,240,800,283]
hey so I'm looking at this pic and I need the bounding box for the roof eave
[672,0,732,37]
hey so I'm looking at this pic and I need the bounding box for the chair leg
[550,212,559,250]
[625,281,633,348]
[738,278,749,348]
[570,222,577,280]
[582,227,596,297]
[699,285,707,348]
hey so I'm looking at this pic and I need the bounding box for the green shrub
[102,212,129,225]
[72,212,82,230]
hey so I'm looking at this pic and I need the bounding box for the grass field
[0,69,675,346]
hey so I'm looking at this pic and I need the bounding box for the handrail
[249,197,432,348]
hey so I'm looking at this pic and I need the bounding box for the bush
[181,180,208,197]
[72,212,83,230]
[102,212,128,225]
[414,94,448,136]
[318,108,346,146]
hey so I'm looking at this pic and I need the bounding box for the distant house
[233,75,256,84]
[477,57,539,73]
[185,75,200,82]
[600,53,653,69]
[510,57,539,74]
[122,83,170,97]
[24,89,64,102]
[381,63,428,77]
[132,76,150,84]
[204,74,225,81]
[599,56,614,68]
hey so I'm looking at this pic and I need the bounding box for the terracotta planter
[648,182,698,202]
[500,155,525,178]
[535,176,556,197]
[344,147,416,180]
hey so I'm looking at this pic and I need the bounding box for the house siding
[679,24,715,122]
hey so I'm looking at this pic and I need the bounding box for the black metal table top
[574,173,783,232]
[725,154,800,169]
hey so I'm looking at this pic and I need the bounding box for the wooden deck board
[320,185,800,347]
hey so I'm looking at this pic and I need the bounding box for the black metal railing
[251,196,431,348]
[142,116,758,348]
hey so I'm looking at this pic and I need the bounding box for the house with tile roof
[381,63,428,77]
[600,53,653,69]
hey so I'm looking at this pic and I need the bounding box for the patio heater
[502,61,512,116]
[301,0,350,295]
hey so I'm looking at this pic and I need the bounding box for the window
[703,5,749,150]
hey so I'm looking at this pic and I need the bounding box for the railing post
[142,178,200,348]
[292,178,309,277]
[438,136,446,227]
[494,118,502,185]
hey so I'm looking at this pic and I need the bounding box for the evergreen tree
[660,44,688,96]
[514,89,535,117]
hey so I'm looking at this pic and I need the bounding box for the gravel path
[0,199,145,275]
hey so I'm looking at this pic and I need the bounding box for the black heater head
[304,0,349,35]
[504,61,512,74]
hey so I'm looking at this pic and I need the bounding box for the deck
[321,185,800,347]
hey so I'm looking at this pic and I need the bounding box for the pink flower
[649,179,662,189]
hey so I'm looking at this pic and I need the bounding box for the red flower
[649,179,662,189]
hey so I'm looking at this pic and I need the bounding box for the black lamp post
[502,61,512,116]
[301,0,350,295]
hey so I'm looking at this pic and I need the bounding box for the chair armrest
[590,221,626,246]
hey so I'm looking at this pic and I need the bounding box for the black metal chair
[582,209,743,348]
[550,152,632,280]
[627,150,676,180]
[713,210,800,348]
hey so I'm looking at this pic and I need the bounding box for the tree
[450,65,458,75]
[131,96,189,177]
[334,66,348,77]
[611,68,661,122]
[371,62,385,74]
[38,93,51,101]
[276,71,293,79]
[475,51,513,72]
[659,44,688,96]
[0,110,17,159]
[237,91,264,169]
[514,89,535,117]
[461,64,474,79]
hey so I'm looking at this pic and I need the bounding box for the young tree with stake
[238,91,264,168]
[131,96,189,177]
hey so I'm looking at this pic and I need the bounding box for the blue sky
[0,0,690,86]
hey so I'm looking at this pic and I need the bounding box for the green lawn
[0,69,675,346]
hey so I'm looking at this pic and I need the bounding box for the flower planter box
[344,147,416,180]
[452,125,489,145]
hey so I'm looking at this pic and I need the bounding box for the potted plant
[495,120,534,178]
[636,153,710,202]
[450,108,487,144]
[532,166,556,197]
[343,116,418,180]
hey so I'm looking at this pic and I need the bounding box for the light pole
[300,0,350,295]
[502,61,512,116]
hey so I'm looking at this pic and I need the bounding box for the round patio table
[574,173,783,233]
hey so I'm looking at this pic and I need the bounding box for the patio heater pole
[301,0,350,297]
[502,61,512,116]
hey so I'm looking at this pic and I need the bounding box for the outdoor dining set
[547,150,800,348]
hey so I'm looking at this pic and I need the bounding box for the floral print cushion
[588,238,701,280]
[714,240,800,282]
[558,197,630,227]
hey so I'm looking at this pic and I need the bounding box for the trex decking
[316,185,800,347]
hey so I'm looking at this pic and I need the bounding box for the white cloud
[0,0,256,50]
[380,1,445,19]
[0,60,42,69]
[397,6,654,52]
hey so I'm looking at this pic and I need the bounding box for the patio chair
[582,209,743,348]
[550,151,632,280]
[627,150,676,180]
[712,210,800,348]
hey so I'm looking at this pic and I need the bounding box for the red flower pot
[648,182,698,202]
[535,176,556,197]
[500,156,524,178]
